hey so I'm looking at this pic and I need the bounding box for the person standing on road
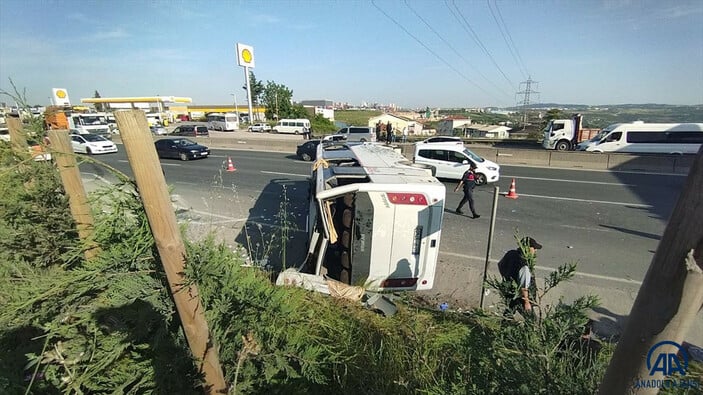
[453,163,480,218]
[402,126,408,143]
[386,121,393,144]
[497,236,542,312]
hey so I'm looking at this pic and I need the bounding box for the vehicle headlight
[189,150,198,153]
[488,166,498,171]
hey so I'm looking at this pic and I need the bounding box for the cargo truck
[542,114,601,151]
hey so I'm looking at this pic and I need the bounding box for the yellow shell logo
[241,49,252,63]
[56,90,67,99]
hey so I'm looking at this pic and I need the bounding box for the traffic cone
[225,157,237,172]
[505,178,518,199]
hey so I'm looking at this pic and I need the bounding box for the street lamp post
[230,93,238,119]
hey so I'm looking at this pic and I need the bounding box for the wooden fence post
[114,110,227,394]
[47,129,100,260]
[599,148,703,394]
[7,116,27,154]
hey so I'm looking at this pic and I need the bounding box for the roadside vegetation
[2,87,699,393]
[1,114,615,394]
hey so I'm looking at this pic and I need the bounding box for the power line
[446,0,515,89]
[493,0,530,78]
[370,0,506,105]
[486,0,528,80]
[403,0,513,100]
[516,77,539,128]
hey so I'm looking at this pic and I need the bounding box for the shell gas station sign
[236,43,255,68]
[52,88,71,106]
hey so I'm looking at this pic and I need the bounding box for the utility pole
[516,77,539,130]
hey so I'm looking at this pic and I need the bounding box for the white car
[418,136,464,145]
[70,133,118,154]
[248,123,271,132]
[151,125,168,135]
[413,142,500,184]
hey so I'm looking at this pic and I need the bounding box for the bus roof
[320,143,441,185]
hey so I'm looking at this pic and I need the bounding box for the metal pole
[244,66,253,123]
[480,186,500,309]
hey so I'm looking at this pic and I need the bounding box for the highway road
[79,144,702,343]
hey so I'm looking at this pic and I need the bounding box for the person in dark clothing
[386,121,393,144]
[498,236,542,312]
[453,163,480,218]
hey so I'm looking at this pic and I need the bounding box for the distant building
[303,105,334,121]
[465,124,511,139]
[437,117,472,135]
[368,113,429,136]
[300,99,334,108]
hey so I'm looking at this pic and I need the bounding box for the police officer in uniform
[453,163,480,218]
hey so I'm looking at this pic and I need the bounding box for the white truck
[69,113,112,138]
[542,114,601,151]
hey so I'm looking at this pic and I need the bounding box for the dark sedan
[296,139,321,161]
[155,138,210,161]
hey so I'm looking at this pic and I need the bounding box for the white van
[584,122,703,154]
[273,118,310,135]
[413,142,500,185]
[323,126,377,142]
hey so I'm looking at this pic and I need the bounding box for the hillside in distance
[508,103,703,129]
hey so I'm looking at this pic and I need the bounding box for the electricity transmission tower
[516,77,539,130]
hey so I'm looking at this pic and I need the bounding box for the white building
[437,118,472,135]
[368,113,429,136]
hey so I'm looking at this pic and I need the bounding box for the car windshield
[463,148,485,163]
[175,139,196,146]
[83,134,107,142]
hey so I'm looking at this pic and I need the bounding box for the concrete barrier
[673,155,695,174]
[606,154,676,173]
[111,132,692,174]
[493,148,550,166]
[549,151,609,169]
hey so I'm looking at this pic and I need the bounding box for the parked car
[248,123,271,133]
[154,138,210,161]
[70,133,118,155]
[418,136,463,145]
[151,124,168,135]
[296,139,322,161]
[171,125,209,137]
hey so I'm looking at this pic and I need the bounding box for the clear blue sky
[1,0,702,108]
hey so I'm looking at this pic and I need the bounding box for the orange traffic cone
[226,157,237,172]
[505,178,518,199]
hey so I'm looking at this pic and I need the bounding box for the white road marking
[506,193,652,208]
[261,170,308,178]
[504,175,635,186]
[439,251,643,285]
[118,159,180,166]
[559,224,612,232]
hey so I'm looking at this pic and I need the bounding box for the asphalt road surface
[79,145,702,344]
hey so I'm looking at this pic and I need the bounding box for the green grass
[335,110,383,127]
